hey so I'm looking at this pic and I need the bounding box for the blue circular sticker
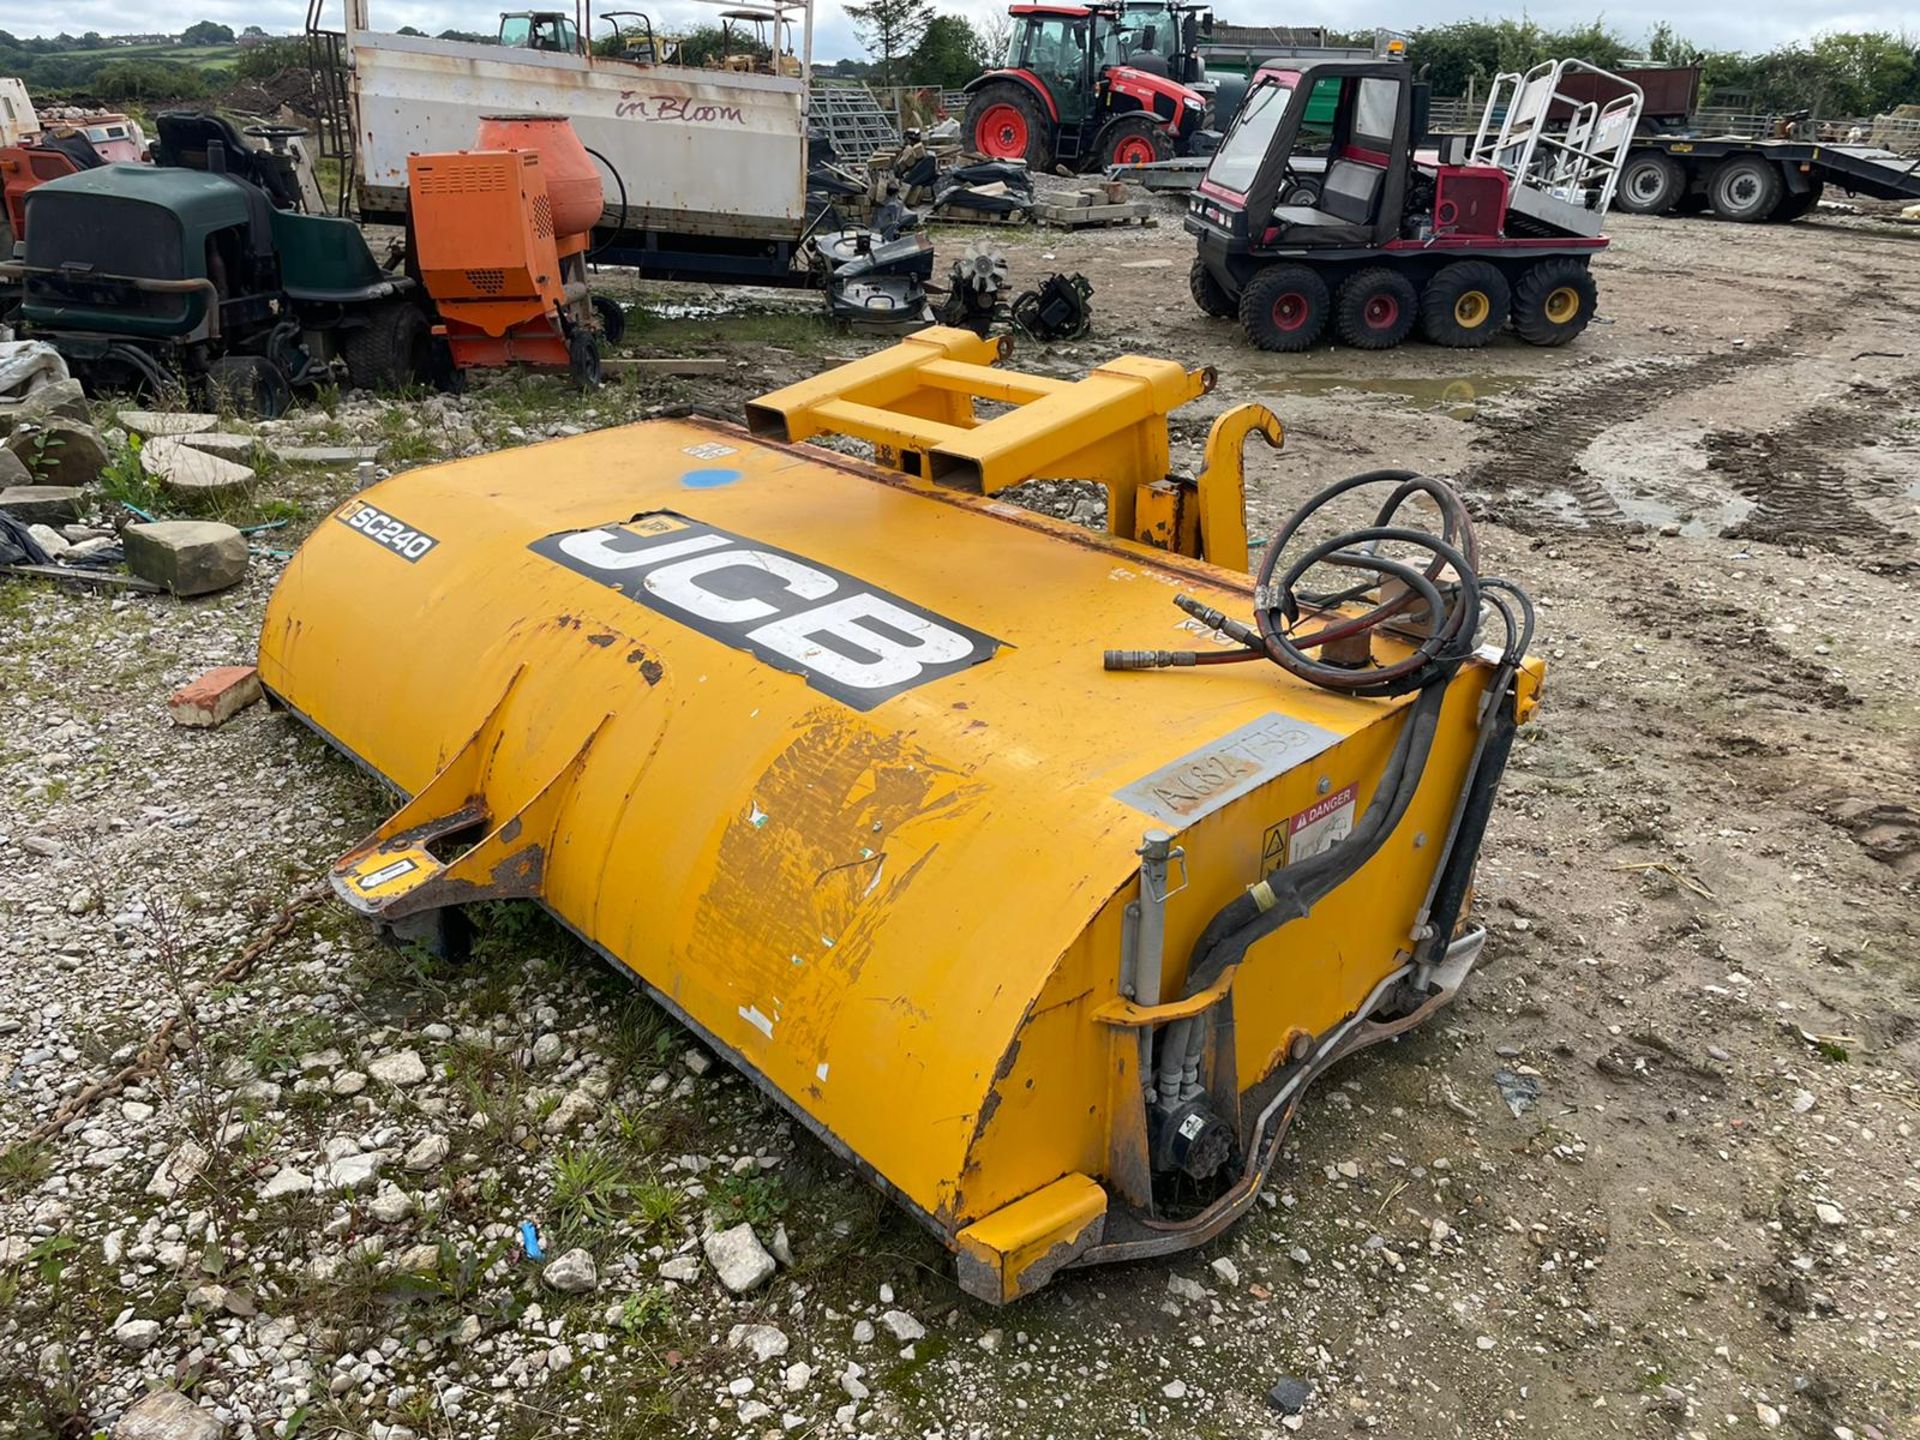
[681,467,743,489]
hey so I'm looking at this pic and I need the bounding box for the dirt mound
[218,68,321,121]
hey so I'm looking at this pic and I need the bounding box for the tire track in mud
[1462,298,1863,538]
[1709,381,1920,549]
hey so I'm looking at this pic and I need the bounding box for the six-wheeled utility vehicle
[5,112,431,413]
[1186,58,1642,351]
[963,2,1215,171]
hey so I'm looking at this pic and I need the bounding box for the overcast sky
[1,0,1910,58]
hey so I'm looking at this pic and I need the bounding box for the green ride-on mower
[4,112,433,417]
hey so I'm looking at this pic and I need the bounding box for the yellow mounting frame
[745,326,1283,572]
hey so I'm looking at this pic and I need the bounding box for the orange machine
[0,140,89,243]
[407,115,609,387]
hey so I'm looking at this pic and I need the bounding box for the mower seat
[155,111,302,211]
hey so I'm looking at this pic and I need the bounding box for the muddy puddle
[1265,372,1529,420]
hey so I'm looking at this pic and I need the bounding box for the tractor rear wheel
[1419,261,1511,348]
[1333,267,1418,350]
[343,301,431,392]
[1708,156,1784,223]
[1239,263,1329,352]
[1098,115,1172,169]
[1615,151,1686,214]
[964,84,1054,171]
[1511,259,1597,347]
[1189,256,1234,318]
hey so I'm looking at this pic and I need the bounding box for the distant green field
[37,42,240,70]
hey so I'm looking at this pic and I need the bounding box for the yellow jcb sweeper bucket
[259,331,1540,1302]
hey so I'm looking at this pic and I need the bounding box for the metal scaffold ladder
[305,0,355,215]
[810,80,902,162]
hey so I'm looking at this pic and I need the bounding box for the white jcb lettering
[645,548,837,624]
[558,528,727,571]
[747,593,975,690]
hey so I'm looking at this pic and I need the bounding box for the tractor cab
[1194,61,1425,250]
[967,2,1208,170]
[498,10,581,52]
[1101,1,1210,85]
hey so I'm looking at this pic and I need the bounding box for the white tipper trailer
[313,0,817,281]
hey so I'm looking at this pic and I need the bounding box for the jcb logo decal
[531,514,1001,710]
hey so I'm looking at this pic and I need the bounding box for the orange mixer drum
[474,114,604,238]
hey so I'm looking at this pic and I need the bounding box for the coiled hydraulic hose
[1106,469,1535,1017]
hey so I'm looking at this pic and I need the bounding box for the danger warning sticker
[1260,784,1358,871]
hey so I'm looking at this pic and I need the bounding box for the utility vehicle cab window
[1293,76,1342,155]
[1208,79,1294,193]
[1353,77,1400,146]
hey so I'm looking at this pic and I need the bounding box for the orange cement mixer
[408,115,617,387]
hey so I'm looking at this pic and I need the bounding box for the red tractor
[963,2,1213,171]
[1186,58,1643,351]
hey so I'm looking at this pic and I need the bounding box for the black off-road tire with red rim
[1238,263,1329,352]
[964,84,1054,171]
[1333,267,1418,350]
[1419,260,1511,348]
[1098,114,1172,169]
[1189,256,1234,318]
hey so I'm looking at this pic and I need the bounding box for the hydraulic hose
[1105,471,1535,1055]
[583,146,628,263]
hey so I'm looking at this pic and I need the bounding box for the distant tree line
[1400,18,1919,117]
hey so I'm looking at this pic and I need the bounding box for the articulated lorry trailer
[1544,64,1920,223]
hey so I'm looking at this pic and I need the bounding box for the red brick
[168,665,264,729]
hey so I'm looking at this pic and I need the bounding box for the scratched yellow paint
[260,405,1535,1297]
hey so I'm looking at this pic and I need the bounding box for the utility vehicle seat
[1268,155,1384,243]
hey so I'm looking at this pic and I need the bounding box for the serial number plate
[336,499,438,562]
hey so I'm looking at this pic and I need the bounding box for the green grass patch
[0,1139,54,1195]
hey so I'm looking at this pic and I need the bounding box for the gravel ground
[2,197,1917,1440]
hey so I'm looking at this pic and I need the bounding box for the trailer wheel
[1419,261,1511,348]
[568,328,602,390]
[1616,152,1686,215]
[1333,267,1418,350]
[964,84,1054,171]
[1239,264,1329,352]
[590,292,627,345]
[1511,260,1597,347]
[1098,115,1172,169]
[1189,256,1235,318]
[343,302,431,392]
[1708,156,1784,223]
[1769,178,1824,222]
